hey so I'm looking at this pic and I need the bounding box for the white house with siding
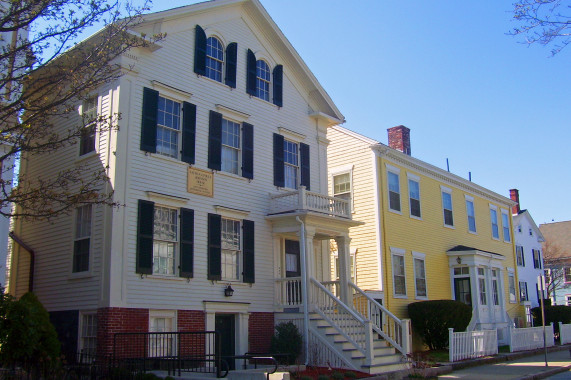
[510,189,545,314]
[9,0,410,374]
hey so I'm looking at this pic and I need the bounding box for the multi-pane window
[466,198,476,233]
[221,218,240,280]
[73,205,92,272]
[533,249,542,269]
[478,267,487,305]
[392,253,406,296]
[256,60,270,101]
[153,206,177,275]
[519,281,528,301]
[80,313,97,357]
[156,96,181,158]
[516,245,525,266]
[565,267,571,283]
[413,257,427,298]
[441,189,453,226]
[149,316,174,357]
[334,252,356,283]
[501,211,511,242]
[388,171,401,212]
[284,139,299,189]
[566,295,571,307]
[492,269,500,306]
[80,97,97,155]
[333,173,352,203]
[221,119,240,174]
[408,179,421,218]
[205,36,224,82]
[490,207,499,239]
[509,272,517,303]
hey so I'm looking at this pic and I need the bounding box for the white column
[469,264,479,325]
[334,234,352,305]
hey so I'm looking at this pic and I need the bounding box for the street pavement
[438,349,571,379]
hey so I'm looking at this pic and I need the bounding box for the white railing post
[509,325,514,352]
[299,186,307,210]
[449,328,454,362]
[365,320,374,366]
[402,319,411,355]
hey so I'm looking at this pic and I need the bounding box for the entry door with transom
[215,314,235,370]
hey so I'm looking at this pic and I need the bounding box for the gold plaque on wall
[187,167,213,197]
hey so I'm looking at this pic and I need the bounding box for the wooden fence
[559,322,571,345]
[508,323,554,352]
[448,328,498,362]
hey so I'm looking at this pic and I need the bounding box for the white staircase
[306,278,411,375]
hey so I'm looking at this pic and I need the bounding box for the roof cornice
[372,144,515,207]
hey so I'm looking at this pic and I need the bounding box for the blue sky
[64,0,571,225]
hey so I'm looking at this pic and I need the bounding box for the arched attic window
[255,59,270,101]
[206,36,224,82]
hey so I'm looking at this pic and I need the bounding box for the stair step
[362,359,410,375]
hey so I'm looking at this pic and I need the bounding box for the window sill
[492,237,500,241]
[415,296,428,300]
[216,170,250,182]
[409,215,422,221]
[468,230,478,235]
[443,224,455,229]
[249,94,279,109]
[144,274,189,282]
[393,294,408,299]
[147,152,187,167]
[201,75,233,89]
[388,209,402,215]
[75,151,99,163]
[68,271,94,280]
[503,240,512,244]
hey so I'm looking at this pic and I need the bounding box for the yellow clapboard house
[327,125,525,347]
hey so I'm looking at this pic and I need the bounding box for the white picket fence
[559,322,571,344]
[448,328,498,362]
[508,323,554,352]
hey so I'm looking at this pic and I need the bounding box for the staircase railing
[310,278,372,362]
[349,282,410,355]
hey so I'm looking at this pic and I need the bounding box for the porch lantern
[224,285,234,297]
[456,256,462,264]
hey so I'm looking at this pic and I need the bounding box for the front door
[285,240,301,305]
[215,314,235,370]
[454,277,472,306]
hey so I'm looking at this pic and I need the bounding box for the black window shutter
[140,87,158,153]
[300,142,310,190]
[136,200,154,274]
[194,25,207,76]
[242,122,254,179]
[246,49,257,96]
[208,213,222,281]
[242,219,255,283]
[179,208,194,278]
[208,110,222,171]
[522,248,525,267]
[181,102,196,164]
[272,65,283,107]
[273,133,284,187]
[225,42,238,88]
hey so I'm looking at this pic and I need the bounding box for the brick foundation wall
[97,307,148,357]
[248,312,274,353]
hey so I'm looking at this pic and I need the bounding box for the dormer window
[206,37,224,82]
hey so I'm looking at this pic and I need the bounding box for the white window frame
[283,138,299,190]
[149,310,177,357]
[441,186,454,228]
[519,281,528,302]
[516,245,525,267]
[78,311,97,358]
[533,249,542,269]
[412,252,427,299]
[391,247,407,298]
[79,96,98,156]
[221,117,241,175]
[386,164,401,214]
[333,249,357,284]
[73,204,92,273]
[501,209,511,243]
[508,269,517,303]
[156,95,182,159]
[491,269,500,306]
[332,170,353,212]
[465,195,477,234]
[478,267,487,306]
[566,295,571,307]
[206,36,224,82]
[221,217,241,281]
[565,267,571,283]
[152,205,178,276]
[407,172,421,219]
[489,204,499,240]
[255,59,270,101]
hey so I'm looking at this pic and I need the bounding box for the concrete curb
[516,364,571,380]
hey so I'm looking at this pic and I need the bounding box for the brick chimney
[387,125,411,155]
[509,189,520,215]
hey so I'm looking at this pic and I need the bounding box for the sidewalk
[437,345,571,380]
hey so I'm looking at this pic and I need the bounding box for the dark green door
[215,314,235,370]
[454,277,472,306]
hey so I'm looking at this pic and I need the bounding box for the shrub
[331,371,344,380]
[408,299,471,350]
[0,290,61,376]
[270,321,302,364]
[345,371,357,379]
[317,375,330,380]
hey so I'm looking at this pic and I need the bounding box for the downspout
[9,231,34,292]
[296,216,309,365]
